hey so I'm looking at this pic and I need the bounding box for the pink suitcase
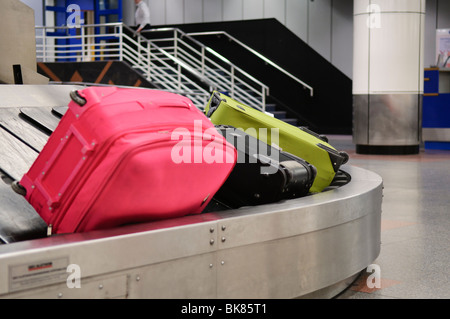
[16,87,237,234]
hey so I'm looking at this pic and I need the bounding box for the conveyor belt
[0,85,382,299]
[0,85,79,244]
[0,106,60,180]
[0,181,47,244]
[0,108,51,243]
[0,108,49,152]
[0,98,350,244]
[20,107,59,134]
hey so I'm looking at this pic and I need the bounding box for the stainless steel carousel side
[0,85,383,299]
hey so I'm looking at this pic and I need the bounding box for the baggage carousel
[0,85,382,299]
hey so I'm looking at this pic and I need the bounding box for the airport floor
[327,135,450,299]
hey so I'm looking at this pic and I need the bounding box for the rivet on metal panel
[57,293,63,298]
[209,227,214,233]
[221,237,226,242]
[221,225,226,231]
[99,284,103,290]
[210,239,215,245]
[209,264,213,268]
[136,275,140,281]
[221,261,225,265]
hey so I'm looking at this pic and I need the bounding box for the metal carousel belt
[0,85,382,299]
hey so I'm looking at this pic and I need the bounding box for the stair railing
[35,23,276,110]
[140,27,269,111]
[122,24,215,107]
[187,31,314,97]
[35,23,212,108]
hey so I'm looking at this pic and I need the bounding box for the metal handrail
[122,25,216,89]
[35,23,212,108]
[140,27,270,111]
[187,31,314,97]
[48,81,211,102]
[34,23,275,110]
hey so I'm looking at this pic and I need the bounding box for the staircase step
[265,103,277,112]
[282,118,298,126]
[270,111,287,119]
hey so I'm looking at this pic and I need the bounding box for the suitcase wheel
[339,151,349,164]
[319,134,329,143]
[11,181,27,196]
[70,90,87,106]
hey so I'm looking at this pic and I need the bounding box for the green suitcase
[204,91,348,193]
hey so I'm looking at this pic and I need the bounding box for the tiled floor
[328,135,450,299]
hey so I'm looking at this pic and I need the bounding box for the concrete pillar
[353,0,426,154]
[0,0,48,84]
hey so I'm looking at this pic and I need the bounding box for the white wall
[24,0,450,79]
[2,0,39,83]
[124,0,450,79]
[353,0,426,95]
[20,0,44,26]
[130,0,354,78]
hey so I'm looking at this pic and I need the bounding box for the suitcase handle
[206,92,226,117]
[70,90,87,106]
[280,160,315,186]
[35,125,95,210]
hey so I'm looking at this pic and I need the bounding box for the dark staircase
[162,18,353,135]
[266,104,298,126]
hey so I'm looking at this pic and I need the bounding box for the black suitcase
[210,125,317,209]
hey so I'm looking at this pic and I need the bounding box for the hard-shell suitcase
[15,87,237,234]
[211,125,317,208]
[204,91,348,193]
